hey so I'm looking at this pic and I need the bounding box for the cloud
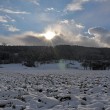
[25,0,39,5]
[95,0,109,2]
[0,31,51,46]
[66,0,89,12]
[46,8,55,11]
[0,31,74,46]
[60,20,69,24]
[0,15,16,23]
[45,8,60,13]
[76,24,85,29]
[88,27,109,35]
[5,15,16,22]
[0,16,8,23]
[0,8,30,14]
[0,21,110,47]
[88,27,110,47]
[66,0,109,12]
[47,19,85,42]
[42,19,97,47]
[37,13,56,23]
[0,19,96,47]
[44,21,110,47]
[3,24,20,32]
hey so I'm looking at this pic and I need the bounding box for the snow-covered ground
[0,62,110,110]
[0,61,83,74]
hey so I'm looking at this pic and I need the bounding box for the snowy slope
[0,60,83,73]
[37,60,83,70]
[0,62,109,74]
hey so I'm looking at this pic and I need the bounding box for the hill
[0,45,110,64]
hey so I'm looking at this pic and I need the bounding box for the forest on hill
[0,45,110,64]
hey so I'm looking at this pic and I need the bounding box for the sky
[0,0,110,47]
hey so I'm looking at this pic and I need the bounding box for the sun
[44,31,56,40]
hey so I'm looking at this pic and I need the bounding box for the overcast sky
[0,0,110,47]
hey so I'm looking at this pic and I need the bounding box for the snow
[0,62,110,109]
[0,60,83,73]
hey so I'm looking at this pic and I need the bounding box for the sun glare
[44,31,56,40]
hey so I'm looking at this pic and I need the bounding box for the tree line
[0,45,110,69]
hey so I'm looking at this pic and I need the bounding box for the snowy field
[0,61,83,74]
[0,64,110,110]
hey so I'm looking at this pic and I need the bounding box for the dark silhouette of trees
[0,45,110,69]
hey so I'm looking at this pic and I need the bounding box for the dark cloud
[18,35,46,46]
[88,27,110,47]
[0,26,110,47]
[0,32,71,46]
[19,35,71,46]
[88,27,109,35]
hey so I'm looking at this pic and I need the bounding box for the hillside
[0,45,110,64]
